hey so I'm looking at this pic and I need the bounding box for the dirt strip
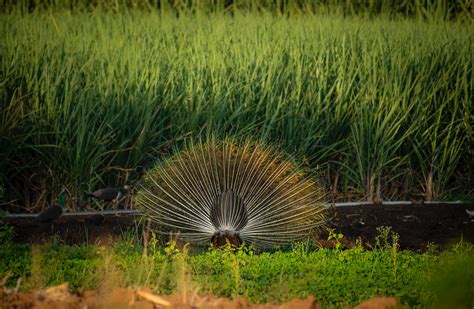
[6,203,474,250]
[0,284,406,309]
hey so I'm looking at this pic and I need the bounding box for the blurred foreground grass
[1,229,472,308]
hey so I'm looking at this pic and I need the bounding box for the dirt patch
[7,203,474,250]
[353,296,406,309]
[8,213,138,246]
[324,203,474,250]
[0,285,405,309]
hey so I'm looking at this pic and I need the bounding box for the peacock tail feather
[136,139,329,248]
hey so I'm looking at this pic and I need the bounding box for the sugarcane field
[1,1,473,308]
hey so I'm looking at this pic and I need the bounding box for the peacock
[136,139,330,248]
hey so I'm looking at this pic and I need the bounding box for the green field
[1,3,474,307]
[1,2,473,210]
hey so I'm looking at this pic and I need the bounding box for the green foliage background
[0,0,473,210]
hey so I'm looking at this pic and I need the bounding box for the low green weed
[0,238,472,308]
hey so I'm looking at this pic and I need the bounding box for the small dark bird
[86,185,131,202]
[34,190,66,224]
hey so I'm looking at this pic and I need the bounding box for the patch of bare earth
[0,284,406,309]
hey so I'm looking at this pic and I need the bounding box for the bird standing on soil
[136,139,330,249]
[86,185,131,203]
[34,189,67,225]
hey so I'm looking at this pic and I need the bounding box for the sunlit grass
[0,8,472,209]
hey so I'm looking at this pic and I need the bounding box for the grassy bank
[1,233,473,308]
[1,6,473,211]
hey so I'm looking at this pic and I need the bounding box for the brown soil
[0,284,405,309]
[7,203,474,250]
[323,203,474,250]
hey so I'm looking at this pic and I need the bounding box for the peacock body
[136,139,329,248]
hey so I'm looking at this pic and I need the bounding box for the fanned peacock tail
[136,139,329,248]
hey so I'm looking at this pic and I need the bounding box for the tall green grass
[2,0,473,21]
[0,8,472,210]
